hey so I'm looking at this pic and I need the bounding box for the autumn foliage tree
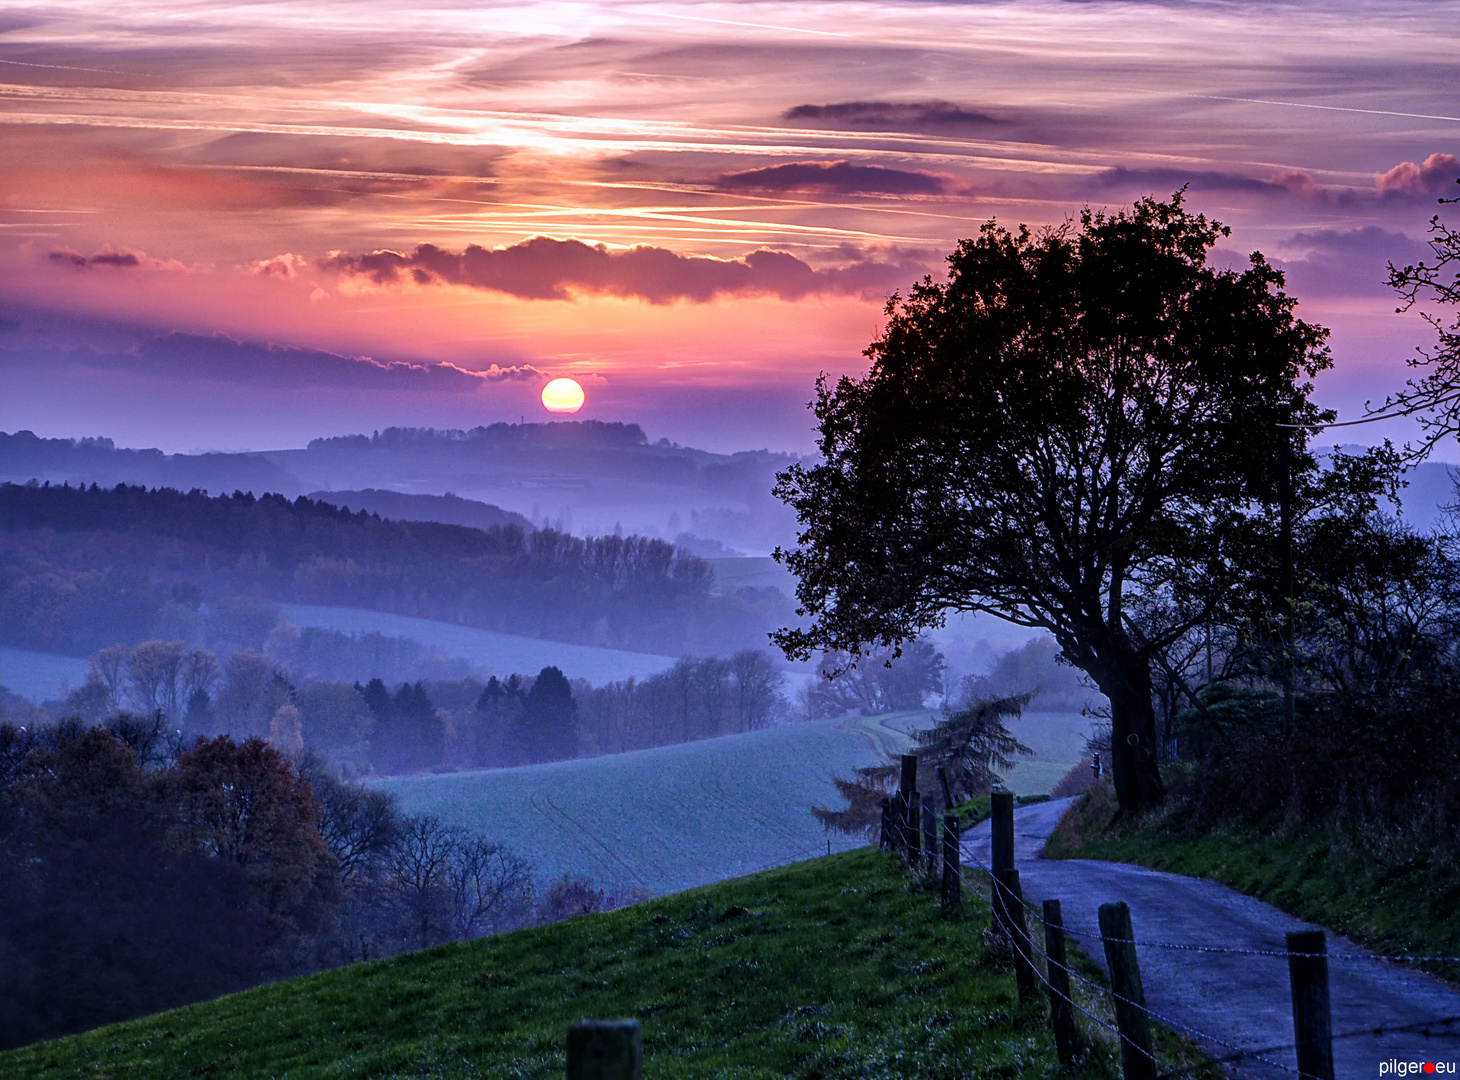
[774,193,1369,815]
[169,736,338,941]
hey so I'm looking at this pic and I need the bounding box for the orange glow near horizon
[0,0,1454,454]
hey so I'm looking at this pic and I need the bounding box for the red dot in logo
[1424,1065,1435,1074]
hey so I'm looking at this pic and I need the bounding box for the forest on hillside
[0,481,793,659]
[0,716,647,1051]
[0,421,807,554]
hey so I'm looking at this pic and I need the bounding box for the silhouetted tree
[813,694,1031,835]
[774,192,1393,814]
[1383,180,1460,457]
[364,681,443,774]
[170,736,337,941]
[0,730,264,1049]
[522,666,577,763]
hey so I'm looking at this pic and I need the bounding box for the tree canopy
[773,192,1383,814]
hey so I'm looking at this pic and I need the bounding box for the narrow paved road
[961,799,1460,1080]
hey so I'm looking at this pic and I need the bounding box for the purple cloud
[715,160,955,196]
[1376,153,1460,199]
[1094,167,1285,195]
[1270,226,1430,300]
[44,332,539,391]
[783,100,1000,131]
[48,248,143,270]
[321,237,928,303]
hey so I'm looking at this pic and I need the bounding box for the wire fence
[879,791,1460,1080]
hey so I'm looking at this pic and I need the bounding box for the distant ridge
[310,488,533,533]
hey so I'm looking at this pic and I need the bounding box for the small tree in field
[812,695,1030,836]
[774,192,1387,815]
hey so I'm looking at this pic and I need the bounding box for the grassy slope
[4,849,1129,1080]
[372,712,898,897]
[1047,774,1460,985]
[374,709,1079,899]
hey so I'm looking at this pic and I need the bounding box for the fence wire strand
[958,841,1460,966]
[883,817,1440,1080]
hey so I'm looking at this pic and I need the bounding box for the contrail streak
[1128,88,1460,124]
[0,58,149,78]
[654,11,852,38]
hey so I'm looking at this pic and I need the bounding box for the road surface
[960,798,1460,1080]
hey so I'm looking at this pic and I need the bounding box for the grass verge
[1046,772,1460,985]
[4,847,1146,1080]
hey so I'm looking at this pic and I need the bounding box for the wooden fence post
[567,1020,642,1080]
[878,798,892,852]
[1098,902,1155,1080]
[906,791,922,867]
[997,869,1039,1005]
[1287,930,1335,1080]
[990,790,1015,934]
[1043,899,1080,1066]
[898,754,918,858]
[941,814,961,914]
[921,795,938,875]
[990,790,1014,875]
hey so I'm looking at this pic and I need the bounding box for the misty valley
[0,426,1101,1052]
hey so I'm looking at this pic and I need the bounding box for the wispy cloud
[42,332,535,391]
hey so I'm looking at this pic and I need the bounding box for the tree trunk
[1101,655,1165,815]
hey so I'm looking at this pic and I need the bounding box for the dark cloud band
[715,160,954,196]
[783,100,1000,131]
[6,332,540,391]
[320,237,926,304]
[49,249,143,270]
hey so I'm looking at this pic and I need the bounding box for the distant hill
[0,481,791,659]
[1394,460,1457,531]
[0,429,299,495]
[0,422,804,555]
[309,488,533,533]
[273,422,802,552]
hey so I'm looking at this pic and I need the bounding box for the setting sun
[541,377,585,414]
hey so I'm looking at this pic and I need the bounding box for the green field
[0,847,1127,1080]
[374,713,898,897]
[0,647,89,702]
[837,708,1089,797]
[280,603,679,683]
[1005,709,1094,793]
[374,708,1087,897]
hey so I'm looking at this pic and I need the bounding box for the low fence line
[880,764,1460,1080]
[556,764,1456,1080]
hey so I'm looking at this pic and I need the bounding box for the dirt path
[961,798,1460,1080]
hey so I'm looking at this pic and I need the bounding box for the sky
[1,0,1457,456]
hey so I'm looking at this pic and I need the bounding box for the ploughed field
[374,709,1089,898]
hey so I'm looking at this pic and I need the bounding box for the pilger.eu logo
[1380,1062,1455,1076]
